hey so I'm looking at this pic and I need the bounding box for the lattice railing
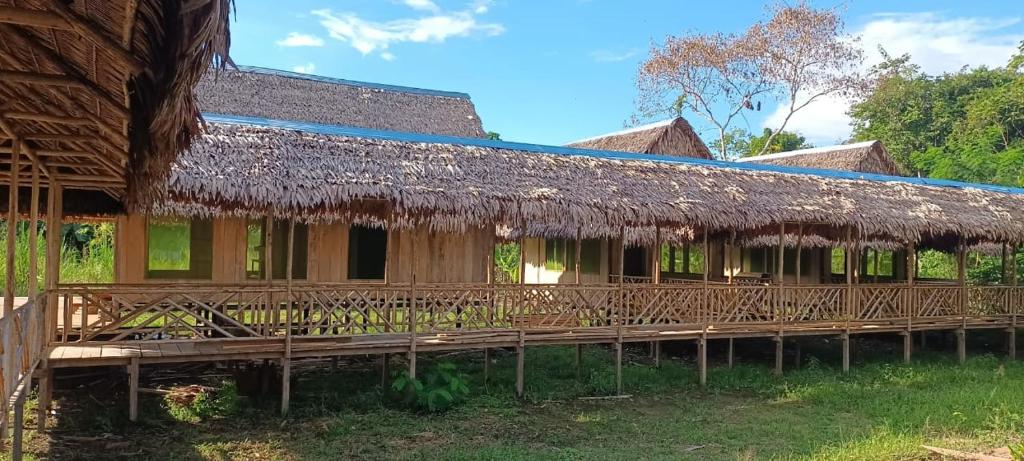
[784,285,846,322]
[1,294,46,413]
[56,284,281,342]
[915,285,961,319]
[706,285,776,325]
[624,284,703,325]
[853,285,907,321]
[47,282,1024,344]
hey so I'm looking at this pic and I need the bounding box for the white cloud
[404,0,439,13]
[276,32,324,47]
[381,52,396,61]
[471,0,493,14]
[312,3,503,59]
[292,63,316,73]
[589,48,639,63]
[763,12,1024,145]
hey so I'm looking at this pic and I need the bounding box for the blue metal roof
[202,112,1024,197]
[230,65,473,100]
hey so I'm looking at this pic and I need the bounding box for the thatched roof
[158,115,1024,249]
[195,66,487,138]
[0,0,233,204]
[737,140,901,175]
[567,118,713,159]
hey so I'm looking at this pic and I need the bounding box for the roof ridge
[200,113,1024,197]
[566,118,676,145]
[226,65,473,100]
[736,140,878,162]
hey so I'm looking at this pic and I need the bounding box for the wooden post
[281,219,295,416]
[44,181,61,347]
[27,160,39,298]
[575,344,583,379]
[381,223,394,385]
[727,338,734,368]
[905,242,916,363]
[12,393,24,461]
[957,243,967,364]
[615,227,625,395]
[263,216,273,335]
[843,226,853,372]
[727,231,735,284]
[409,232,418,379]
[36,366,52,431]
[574,228,582,284]
[515,330,525,398]
[484,232,494,383]
[652,227,661,284]
[774,223,785,376]
[5,138,20,318]
[841,333,850,373]
[652,341,660,368]
[128,357,139,422]
[795,223,803,286]
[698,333,707,387]
[1010,243,1018,360]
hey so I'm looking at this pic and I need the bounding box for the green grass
[0,223,114,296]
[15,336,1024,460]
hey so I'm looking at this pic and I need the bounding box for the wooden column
[4,139,20,318]
[27,161,39,298]
[905,242,916,364]
[774,223,785,376]
[843,226,853,373]
[727,337,734,368]
[795,223,803,286]
[957,243,967,364]
[574,228,582,284]
[727,231,735,284]
[409,230,418,380]
[699,229,709,386]
[652,227,661,284]
[1010,243,1018,360]
[44,181,61,346]
[281,219,295,416]
[484,230,494,383]
[381,223,394,387]
[263,216,273,335]
[515,223,525,397]
[616,226,625,395]
[128,357,139,422]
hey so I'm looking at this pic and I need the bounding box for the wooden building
[2,60,1023,442]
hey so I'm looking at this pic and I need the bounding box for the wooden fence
[1,294,46,413]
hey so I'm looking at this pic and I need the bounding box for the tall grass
[0,222,113,295]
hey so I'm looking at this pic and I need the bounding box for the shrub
[391,362,470,413]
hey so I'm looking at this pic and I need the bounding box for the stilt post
[281,220,295,416]
[128,357,139,422]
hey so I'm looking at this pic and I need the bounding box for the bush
[391,362,470,413]
[163,382,242,423]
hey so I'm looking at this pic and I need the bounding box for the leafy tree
[743,128,812,157]
[486,131,501,141]
[850,42,1024,186]
[638,2,865,159]
[710,128,811,159]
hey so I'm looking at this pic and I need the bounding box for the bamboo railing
[1,294,47,411]
[48,282,1024,344]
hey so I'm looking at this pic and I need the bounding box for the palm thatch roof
[566,118,713,159]
[737,140,901,175]
[195,66,487,138]
[0,0,233,204]
[158,115,1024,249]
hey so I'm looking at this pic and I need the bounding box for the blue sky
[228,0,1024,147]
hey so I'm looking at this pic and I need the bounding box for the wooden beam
[0,70,85,88]
[50,1,145,74]
[3,111,92,126]
[0,6,67,29]
[21,133,98,143]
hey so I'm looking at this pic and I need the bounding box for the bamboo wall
[115,215,494,284]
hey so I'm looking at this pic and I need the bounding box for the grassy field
[16,334,1024,460]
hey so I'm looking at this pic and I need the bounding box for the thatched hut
[0,0,233,205]
[567,118,713,159]
[737,140,901,176]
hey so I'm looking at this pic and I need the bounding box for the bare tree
[637,2,866,159]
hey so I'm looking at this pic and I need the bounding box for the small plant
[1010,441,1024,461]
[163,382,242,423]
[391,362,470,413]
